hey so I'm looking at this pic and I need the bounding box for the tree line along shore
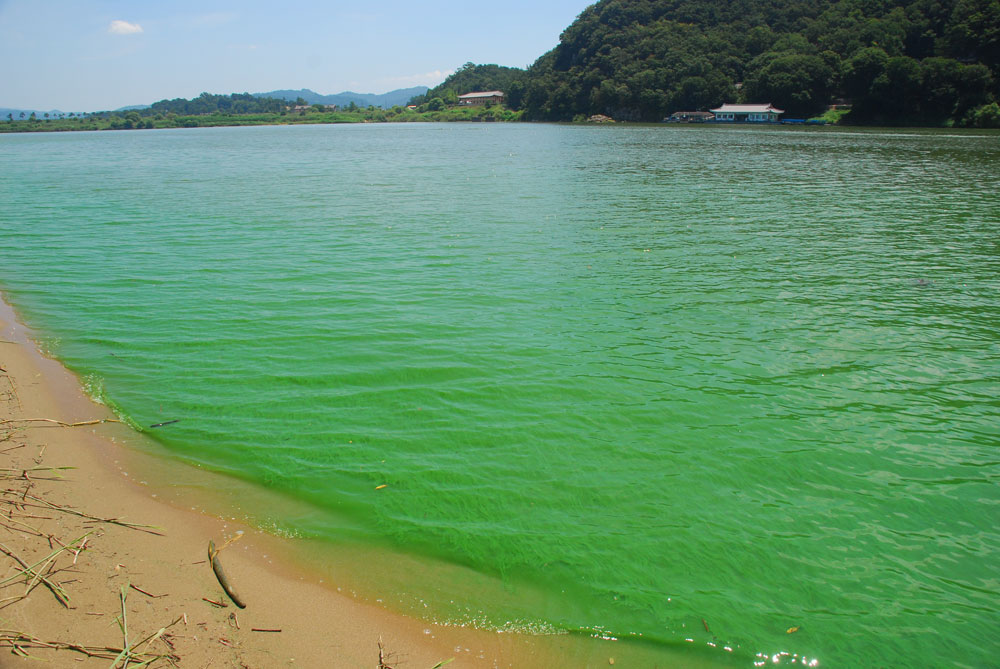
[5,0,1000,132]
[0,90,522,133]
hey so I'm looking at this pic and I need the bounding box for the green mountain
[515,0,998,125]
[144,93,287,116]
[408,63,528,107]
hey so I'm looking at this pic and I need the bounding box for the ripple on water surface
[1,124,998,667]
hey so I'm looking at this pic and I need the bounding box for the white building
[457,91,505,106]
[710,103,784,122]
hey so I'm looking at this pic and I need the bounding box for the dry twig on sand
[0,491,165,535]
[0,616,182,665]
[109,584,184,667]
[0,465,73,481]
[1,417,118,430]
[378,636,395,669]
[0,533,90,608]
[0,417,122,428]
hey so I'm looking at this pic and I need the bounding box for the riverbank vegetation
[513,0,999,126]
[4,0,998,132]
[413,0,999,128]
[0,99,521,133]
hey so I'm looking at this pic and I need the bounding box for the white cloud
[108,20,143,35]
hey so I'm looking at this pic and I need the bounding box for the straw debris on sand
[0,305,571,668]
[0,402,246,666]
[0,371,454,668]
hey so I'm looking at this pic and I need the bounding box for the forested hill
[517,0,999,125]
[409,63,529,108]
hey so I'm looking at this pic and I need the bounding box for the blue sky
[0,0,594,111]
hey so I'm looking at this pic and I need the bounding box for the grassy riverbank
[0,106,523,133]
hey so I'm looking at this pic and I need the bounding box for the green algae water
[2,124,998,667]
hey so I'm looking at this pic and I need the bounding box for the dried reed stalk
[0,533,90,607]
[0,418,121,428]
[0,492,164,535]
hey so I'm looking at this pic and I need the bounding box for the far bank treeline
[1,92,517,132]
[5,0,999,131]
[421,0,999,126]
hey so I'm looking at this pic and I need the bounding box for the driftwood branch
[208,540,246,609]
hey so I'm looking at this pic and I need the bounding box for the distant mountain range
[2,86,428,118]
[252,87,428,109]
[3,104,140,115]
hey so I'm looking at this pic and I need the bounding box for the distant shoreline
[6,113,995,134]
[0,107,524,133]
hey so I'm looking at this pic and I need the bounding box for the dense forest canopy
[451,0,999,125]
[148,93,286,116]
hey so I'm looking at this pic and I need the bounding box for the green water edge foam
[1,280,816,668]
[1,271,847,663]
[33,343,754,667]
[153,433,807,666]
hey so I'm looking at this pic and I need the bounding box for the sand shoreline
[0,295,587,668]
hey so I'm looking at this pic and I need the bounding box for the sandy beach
[0,296,608,668]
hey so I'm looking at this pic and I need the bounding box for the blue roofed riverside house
[709,103,784,122]
[457,91,505,106]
